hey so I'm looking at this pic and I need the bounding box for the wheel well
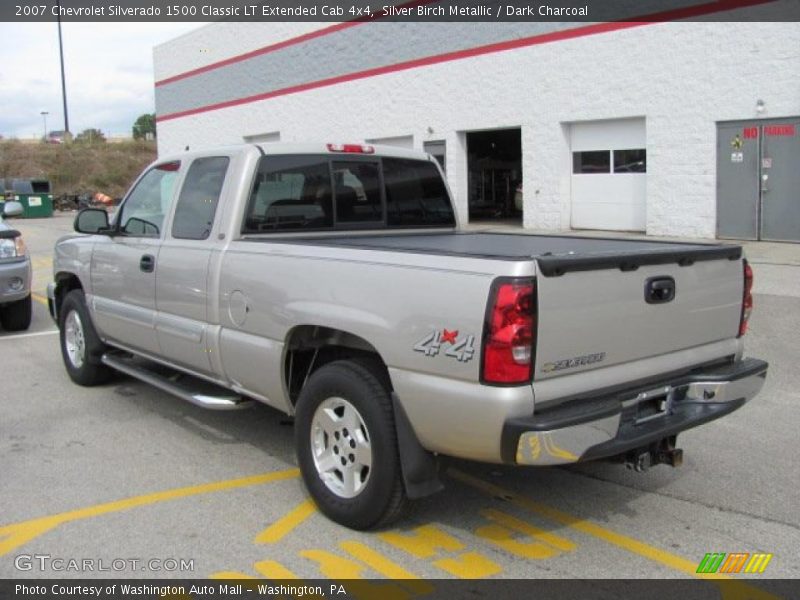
[284,325,391,405]
[54,273,83,319]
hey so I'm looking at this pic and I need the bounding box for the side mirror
[2,201,23,218]
[74,208,111,234]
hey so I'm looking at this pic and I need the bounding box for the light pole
[56,0,69,139]
[40,111,49,141]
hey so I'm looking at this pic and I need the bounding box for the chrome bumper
[509,358,768,466]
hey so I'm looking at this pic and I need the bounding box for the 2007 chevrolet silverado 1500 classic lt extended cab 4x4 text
[48,143,768,529]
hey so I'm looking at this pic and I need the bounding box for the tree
[74,128,106,143]
[132,113,156,140]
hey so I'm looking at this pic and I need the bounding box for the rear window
[243,154,454,233]
[243,155,333,233]
[384,158,455,227]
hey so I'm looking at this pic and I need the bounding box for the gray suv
[0,201,32,331]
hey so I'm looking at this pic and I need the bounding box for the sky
[0,22,206,139]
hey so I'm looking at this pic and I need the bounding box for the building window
[613,149,647,173]
[573,151,611,174]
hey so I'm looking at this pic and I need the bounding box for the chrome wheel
[64,310,86,369]
[310,396,372,499]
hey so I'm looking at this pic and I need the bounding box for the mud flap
[392,393,444,499]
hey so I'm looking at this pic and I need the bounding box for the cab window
[172,157,229,240]
[118,162,180,236]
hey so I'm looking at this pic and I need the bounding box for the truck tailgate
[534,256,744,380]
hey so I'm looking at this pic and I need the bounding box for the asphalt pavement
[1,212,797,587]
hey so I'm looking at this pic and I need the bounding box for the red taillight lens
[326,143,375,154]
[739,260,753,337]
[482,280,536,384]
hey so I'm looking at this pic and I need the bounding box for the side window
[613,149,647,173]
[118,162,180,236]
[332,161,382,223]
[243,155,333,233]
[172,156,229,240]
[572,151,610,174]
[384,158,456,227]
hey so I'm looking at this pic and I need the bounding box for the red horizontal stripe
[157,0,777,123]
[155,0,438,87]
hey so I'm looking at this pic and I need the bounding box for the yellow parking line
[451,470,781,599]
[255,498,316,544]
[0,468,299,558]
[31,292,48,306]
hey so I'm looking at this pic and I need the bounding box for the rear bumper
[503,357,768,465]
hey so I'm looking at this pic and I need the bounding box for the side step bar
[101,353,254,411]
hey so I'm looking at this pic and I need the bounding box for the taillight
[739,259,753,337]
[482,279,536,384]
[326,143,375,154]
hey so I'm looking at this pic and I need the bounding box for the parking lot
[1,213,798,588]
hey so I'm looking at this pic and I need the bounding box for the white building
[154,20,800,241]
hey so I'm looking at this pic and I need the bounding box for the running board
[101,353,254,411]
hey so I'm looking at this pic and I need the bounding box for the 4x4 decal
[414,329,476,363]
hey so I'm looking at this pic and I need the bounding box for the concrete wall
[154,21,800,238]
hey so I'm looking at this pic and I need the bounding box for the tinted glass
[332,161,382,223]
[118,162,180,236]
[172,157,229,240]
[573,151,611,174]
[613,149,647,173]
[243,155,333,233]
[384,158,456,227]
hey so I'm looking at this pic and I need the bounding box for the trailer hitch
[625,436,683,472]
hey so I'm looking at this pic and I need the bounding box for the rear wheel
[295,360,406,530]
[59,290,113,386]
[0,294,32,331]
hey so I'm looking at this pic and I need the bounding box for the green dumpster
[8,178,54,218]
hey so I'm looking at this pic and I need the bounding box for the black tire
[0,294,32,331]
[295,360,406,530]
[59,289,113,386]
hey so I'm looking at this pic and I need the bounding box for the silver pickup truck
[48,143,767,529]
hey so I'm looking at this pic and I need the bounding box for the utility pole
[56,0,70,139]
[40,111,49,141]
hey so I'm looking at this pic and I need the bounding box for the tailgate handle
[645,276,675,304]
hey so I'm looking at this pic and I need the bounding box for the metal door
[716,123,759,239]
[90,236,161,355]
[717,118,800,242]
[760,119,800,242]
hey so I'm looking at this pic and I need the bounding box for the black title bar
[3,0,800,22]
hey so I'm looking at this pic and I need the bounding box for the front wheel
[295,360,406,530]
[59,289,113,386]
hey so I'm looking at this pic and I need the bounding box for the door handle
[140,254,155,273]
[645,276,676,304]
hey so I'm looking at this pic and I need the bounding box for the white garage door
[570,118,646,231]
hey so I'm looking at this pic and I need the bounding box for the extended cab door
[154,155,231,375]
[90,161,180,355]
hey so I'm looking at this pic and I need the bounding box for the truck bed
[269,232,741,276]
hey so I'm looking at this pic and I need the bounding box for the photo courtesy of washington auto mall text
[1,0,799,599]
